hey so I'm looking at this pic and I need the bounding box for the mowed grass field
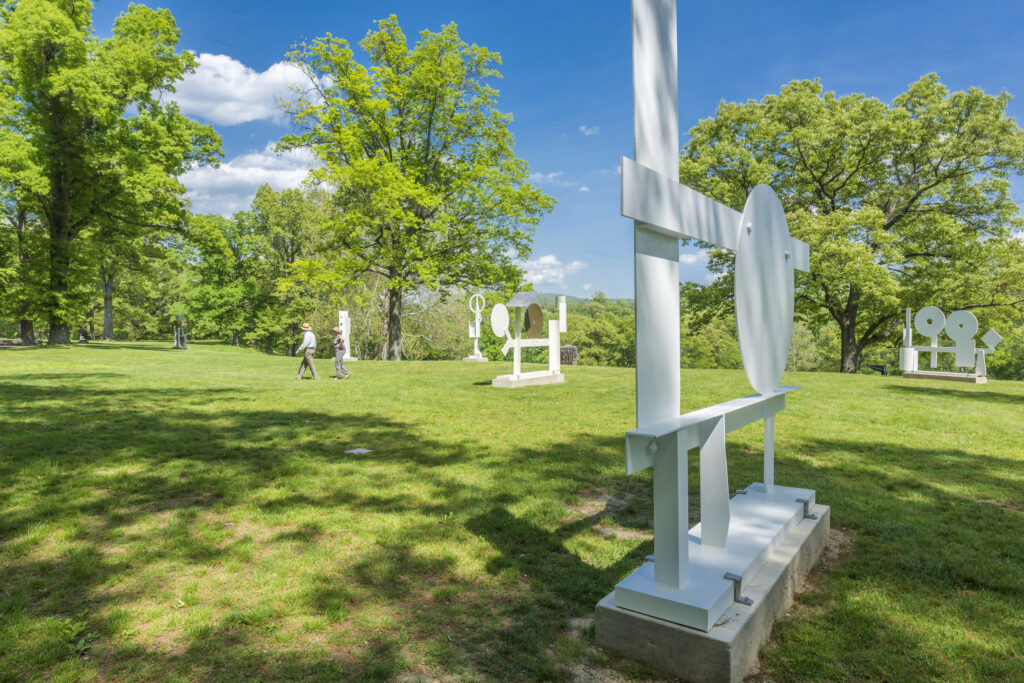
[1,342,1022,681]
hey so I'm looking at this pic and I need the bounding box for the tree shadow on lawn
[884,382,1024,405]
[750,434,1024,678]
[3,374,1021,680]
[0,379,638,680]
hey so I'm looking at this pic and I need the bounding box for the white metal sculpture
[612,0,817,632]
[490,292,566,387]
[337,310,358,361]
[463,293,488,362]
[900,306,1001,381]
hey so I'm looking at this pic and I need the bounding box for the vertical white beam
[699,416,730,548]
[513,309,523,377]
[548,320,560,374]
[633,0,685,587]
[764,415,775,492]
[557,295,567,333]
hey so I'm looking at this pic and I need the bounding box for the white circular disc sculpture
[735,184,794,395]
[915,306,945,337]
[491,303,510,337]
[945,309,978,341]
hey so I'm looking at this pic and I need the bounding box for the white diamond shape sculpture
[611,0,816,632]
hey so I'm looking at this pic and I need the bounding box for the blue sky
[93,1,1024,299]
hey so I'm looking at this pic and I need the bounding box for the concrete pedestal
[596,504,829,683]
[903,370,985,384]
[491,370,565,388]
[463,355,489,362]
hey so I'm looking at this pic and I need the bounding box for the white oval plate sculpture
[735,184,794,395]
[914,306,945,337]
[945,309,978,342]
[491,303,510,337]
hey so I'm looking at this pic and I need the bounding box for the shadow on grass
[885,382,1024,405]
[0,376,635,680]
[1,369,1022,681]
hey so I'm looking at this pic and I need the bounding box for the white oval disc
[735,184,794,395]
[944,310,978,342]
[914,306,945,338]
[469,293,485,315]
[490,303,510,337]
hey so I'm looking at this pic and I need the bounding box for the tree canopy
[280,15,554,360]
[679,75,1024,372]
[0,0,221,343]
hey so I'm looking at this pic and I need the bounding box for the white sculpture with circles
[900,306,1002,383]
[463,293,488,362]
[489,292,566,388]
[600,0,824,634]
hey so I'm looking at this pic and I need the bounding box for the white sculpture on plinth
[610,0,817,632]
[490,292,566,387]
[463,293,488,362]
[337,310,358,361]
[900,306,1001,382]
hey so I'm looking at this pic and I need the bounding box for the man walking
[332,326,352,380]
[296,322,319,380]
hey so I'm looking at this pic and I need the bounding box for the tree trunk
[46,218,72,345]
[387,287,403,361]
[839,318,860,373]
[232,330,240,346]
[18,319,35,345]
[101,269,115,340]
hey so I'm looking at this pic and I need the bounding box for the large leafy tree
[679,75,1024,372]
[281,15,554,360]
[0,0,221,343]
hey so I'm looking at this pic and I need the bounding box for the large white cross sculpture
[614,0,816,632]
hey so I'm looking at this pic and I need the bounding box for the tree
[679,76,1024,372]
[0,0,221,343]
[281,15,554,360]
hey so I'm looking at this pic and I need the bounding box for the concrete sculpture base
[903,370,986,384]
[491,370,565,388]
[597,503,829,683]
[463,356,489,362]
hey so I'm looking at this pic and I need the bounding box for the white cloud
[519,254,588,287]
[583,283,593,291]
[528,170,579,188]
[679,250,708,266]
[578,186,590,192]
[170,53,313,125]
[579,124,600,136]
[181,142,315,215]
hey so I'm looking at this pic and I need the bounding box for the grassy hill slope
[1,342,1022,680]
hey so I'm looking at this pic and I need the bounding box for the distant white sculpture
[490,292,566,387]
[607,0,819,633]
[337,310,358,361]
[463,293,488,362]
[900,306,1001,383]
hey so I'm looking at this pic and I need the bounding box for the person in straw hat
[295,322,319,380]
[331,326,352,380]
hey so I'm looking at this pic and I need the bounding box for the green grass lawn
[1,342,1022,681]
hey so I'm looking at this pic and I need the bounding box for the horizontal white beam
[621,157,811,273]
[622,157,740,249]
[624,386,799,475]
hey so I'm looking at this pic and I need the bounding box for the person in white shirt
[295,322,319,380]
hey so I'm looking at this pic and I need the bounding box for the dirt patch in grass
[977,498,1021,512]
